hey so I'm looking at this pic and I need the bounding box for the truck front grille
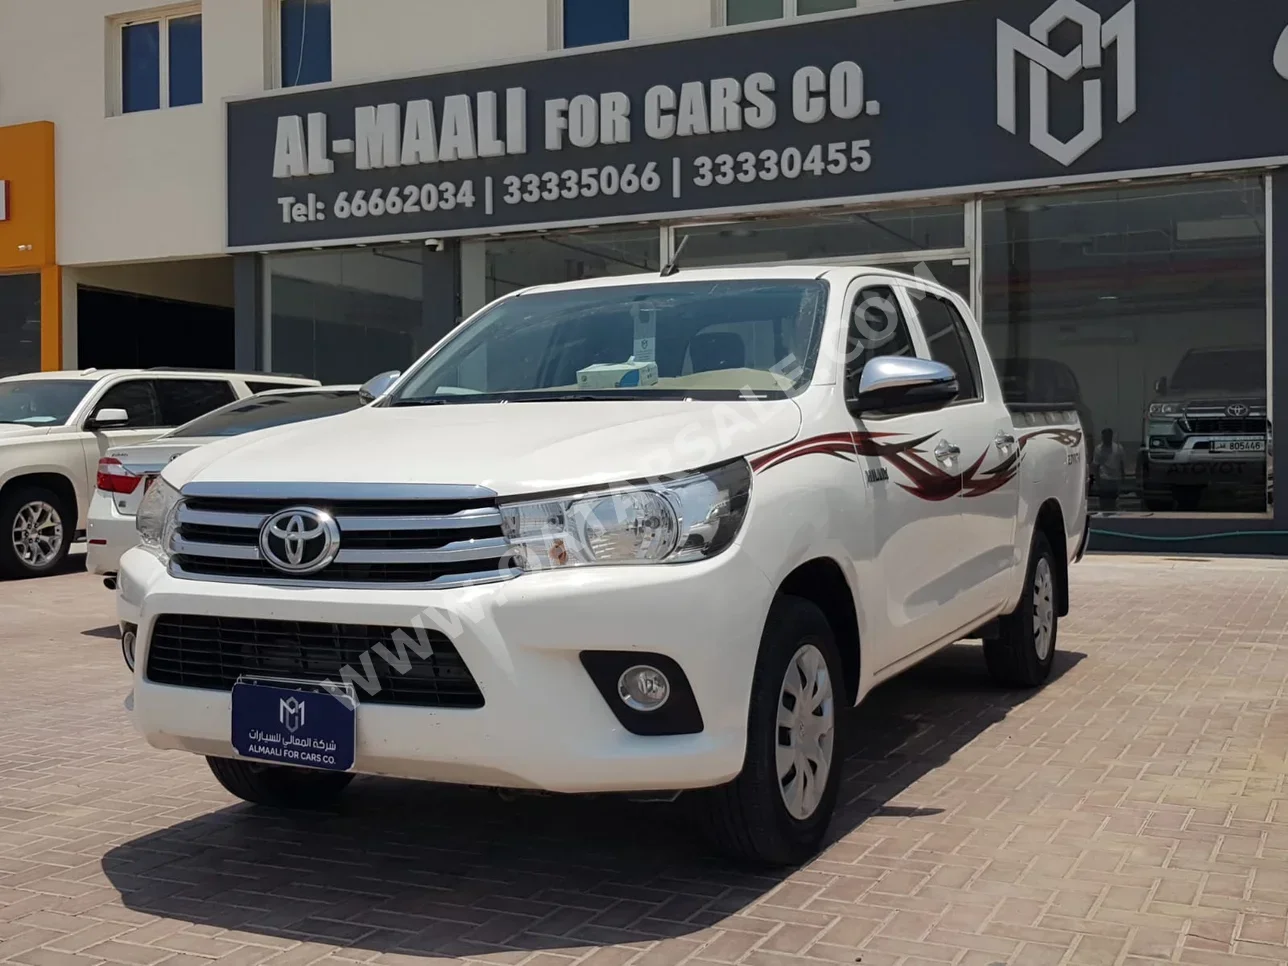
[145,614,485,708]
[167,485,518,588]
[1182,416,1268,435]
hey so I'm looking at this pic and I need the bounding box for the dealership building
[0,0,1283,552]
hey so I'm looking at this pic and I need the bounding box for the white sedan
[89,386,361,582]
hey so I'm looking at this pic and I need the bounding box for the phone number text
[272,139,876,226]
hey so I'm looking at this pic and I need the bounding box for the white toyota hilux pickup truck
[118,266,1088,866]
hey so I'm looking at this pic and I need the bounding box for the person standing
[1092,427,1127,511]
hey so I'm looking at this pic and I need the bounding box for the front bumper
[120,546,773,793]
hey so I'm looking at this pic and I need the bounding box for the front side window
[846,286,915,385]
[563,0,629,48]
[168,390,361,438]
[94,381,163,428]
[119,10,202,114]
[914,294,982,403]
[389,280,829,405]
[0,380,93,427]
[280,0,331,87]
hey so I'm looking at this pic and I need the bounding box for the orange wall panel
[0,121,55,272]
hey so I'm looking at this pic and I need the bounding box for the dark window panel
[168,14,203,107]
[281,0,331,87]
[122,21,161,113]
[564,0,628,48]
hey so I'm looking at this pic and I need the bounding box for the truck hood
[167,400,805,496]
[0,425,55,443]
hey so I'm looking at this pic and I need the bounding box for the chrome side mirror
[358,370,401,404]
[847,357,959,416]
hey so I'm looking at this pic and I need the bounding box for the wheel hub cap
[11,501,63,569]
[776,643,836,821]
[1033,557,1055,662]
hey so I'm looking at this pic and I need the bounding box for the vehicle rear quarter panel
[1009,413,1089,611]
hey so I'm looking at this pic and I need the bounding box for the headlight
[136,478,181,563]
[1149,402,1183,416]
[501,459,751,571]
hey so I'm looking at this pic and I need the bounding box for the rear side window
[914,293,982,403]
[155,380,237,426]
[94,380,162,428]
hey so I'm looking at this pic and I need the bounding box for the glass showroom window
[268,246,425,383]
[981,176,1268,516]
[673,206,971,300]
[460,227,662,314]
[0,274,40,378]
[725,0,856,26]
[118,11,202,113]
[280,0,331,87]
[563,0,628,48]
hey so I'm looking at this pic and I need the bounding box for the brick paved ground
[4,553,1288,966]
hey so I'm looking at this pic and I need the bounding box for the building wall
[0,0,737,271]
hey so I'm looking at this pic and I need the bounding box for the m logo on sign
[997,0,1137,166]
[280,696,306,734]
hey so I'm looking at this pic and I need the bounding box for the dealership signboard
[226,0,1288,250]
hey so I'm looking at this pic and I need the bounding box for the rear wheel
[206,756,354,809]
[696,595,844,867]
[985,531,1058,689]
[0,486,72,579]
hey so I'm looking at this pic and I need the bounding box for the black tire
[206,756,354,809]
[985,531,1058,689]
[0,485,73,579]
[695,595,845,867]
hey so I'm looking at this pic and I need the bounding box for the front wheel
[0,486,72,579]
[207,756,354,809]
[696,595,844,867]
[985,531,1058,689]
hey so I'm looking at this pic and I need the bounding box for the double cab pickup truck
[118,266,1088,866]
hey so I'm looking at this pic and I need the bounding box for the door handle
[934,439,961,462]
[995,432,1017,449]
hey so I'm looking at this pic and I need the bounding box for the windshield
[166,390,362,438]
[389,279,829,405]
[0,379,93,426]
[1170,348,1266,393]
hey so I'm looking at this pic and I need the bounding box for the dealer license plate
[1211,438,1266,453]
[231,678,356,772]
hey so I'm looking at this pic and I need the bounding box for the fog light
[617,665,670,712]
[121,624,137,671]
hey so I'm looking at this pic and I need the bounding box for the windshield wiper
[507,392,654,403]
[387,397,461,407]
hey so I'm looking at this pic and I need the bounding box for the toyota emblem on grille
[1228,403,1251,418]
[259,507,341,575]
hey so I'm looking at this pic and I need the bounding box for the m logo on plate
[279,696,306,734]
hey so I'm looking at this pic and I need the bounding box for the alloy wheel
[11,501,64,570]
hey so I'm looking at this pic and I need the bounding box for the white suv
[0,368,317,578]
